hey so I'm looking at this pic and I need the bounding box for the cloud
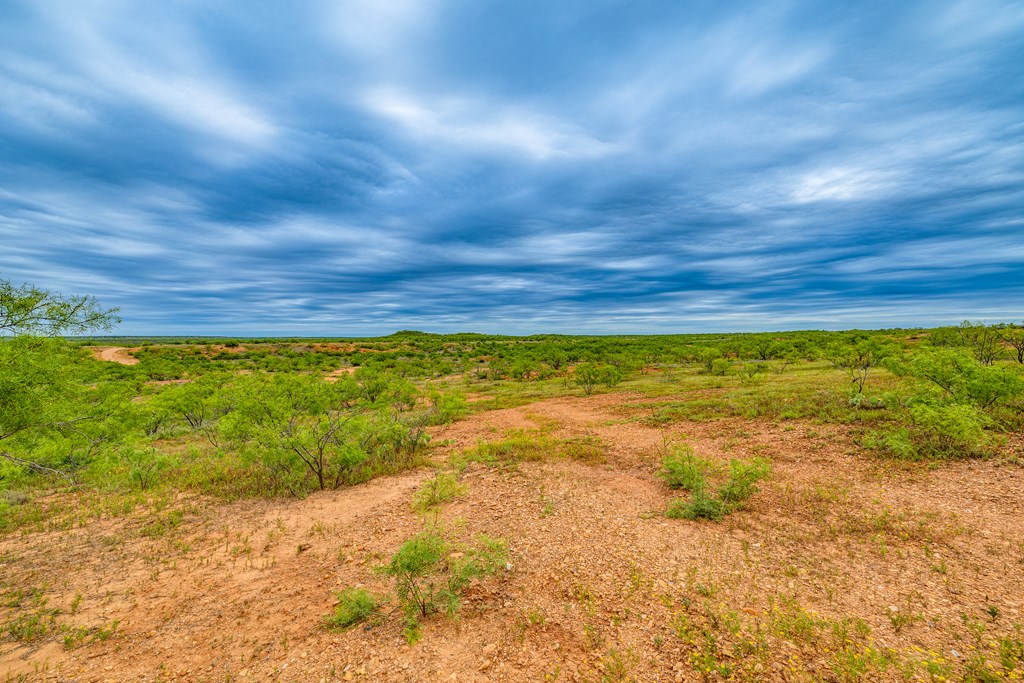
[0,0,1022,334]
[363,87,619,161]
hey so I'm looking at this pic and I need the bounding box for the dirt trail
[2,393,1023,682]
[90,346,140,365]
[325,366,357,382]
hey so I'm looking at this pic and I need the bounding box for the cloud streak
[1,0,1022,334]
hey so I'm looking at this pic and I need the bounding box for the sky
[1,1,1023,336]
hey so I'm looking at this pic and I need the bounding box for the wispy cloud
[0,0,1022,334]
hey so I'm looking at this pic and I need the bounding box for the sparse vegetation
[3,282,1024,679]
[323,588,379,631]
[413,471,466,510]
[379,529,508,644]
[661,444,771,521]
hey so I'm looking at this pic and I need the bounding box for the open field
[2,327,1024,682]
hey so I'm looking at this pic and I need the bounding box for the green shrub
[909,402,993,458]
[666,483,724,521]
[662,451,770,522]
[661,445,716,491]
[861,428,917,460]
[899,349,1023,410]
[864,402,994,460]
[426,390,467,425]
[696,347,722,373]
[381,530,508,644]
[718,457,771,511]
[413,472,466,511]
[323,588,378,631]
[710,358,732,376]
[572,363,601,395]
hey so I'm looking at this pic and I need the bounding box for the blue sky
[1,1,1023,335]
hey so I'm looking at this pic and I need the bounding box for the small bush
[666,483,724,521]
[426,391,467,425]
[863,401,994,461]
[718,457,771,511]
[324,588,378,631]
[909,402,992,458]
[413,472,466,511]
[572,363,622,396]
[710,358,732,376]
[861,428,917,460]
[662,450,770,522]
[381,529,508,644]
[661,445,717,491]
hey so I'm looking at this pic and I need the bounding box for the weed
[660,444,717,491]
[887,607,920,633]
[463,430,604,467]
[61,619,119,649]
[412,472,466,511]
[3,589,60,642]
[998,635,1024,672]
[323,588,379,631]
[538,488,555,517]
[663,451,770,521]
[583,622,605,650]
[717,457,771,511]
[690,633,732,678]
[138,509,184,538]
[829,644,893,682]
[379,529,507,643]
[600,648,631,682]
[693,582,717,598]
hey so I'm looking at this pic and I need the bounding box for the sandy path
[89,346,140,365]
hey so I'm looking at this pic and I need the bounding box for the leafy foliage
[380,529,508,643]
[662,447,771,521]
[413,472,466,511]
[571,363,622,396]
[827,337,892,394]
[323,588,378,631]
[660,445,717,491]
[1,279,119,337]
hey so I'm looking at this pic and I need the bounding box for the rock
[482,643,498,655]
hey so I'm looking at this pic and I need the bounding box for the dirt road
[89,346,140,365]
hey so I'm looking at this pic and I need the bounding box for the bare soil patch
[2,393,1022,681]
[326,367,358,382]
[89,347,140,366]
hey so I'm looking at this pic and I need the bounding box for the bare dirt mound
[90,346,140,365]
[3,392,1023,682]
[326,367,357,382]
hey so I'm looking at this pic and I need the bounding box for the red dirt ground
[1,392,1022,681]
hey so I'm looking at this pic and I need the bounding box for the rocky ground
[2,392,1022,682]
